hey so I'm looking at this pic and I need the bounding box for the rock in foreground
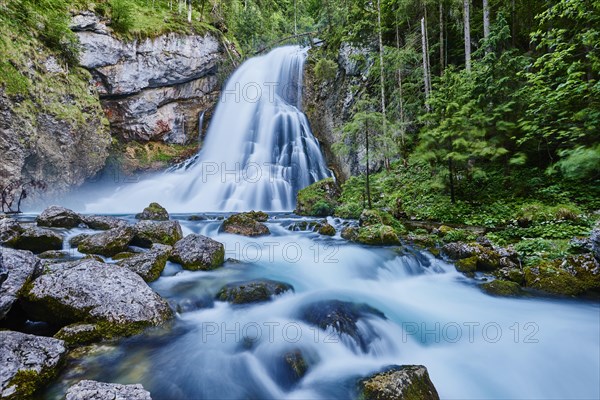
[0,331,67,399]
[169,234,224,270]
[22,259,172,338]
[36,206,81,228]
[216,280,293,304]
[65,380,152,400]
[221,213,270,237]
[1,219,63,253]
[0,248,42,319]
[359,365,439,400]
[117,244,171,282]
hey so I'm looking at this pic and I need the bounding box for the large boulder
[216,280,293,304]
[0,219,22,244]
[21,259,172,338]
[77,226,134,257]
[0,331,67,399]
[36,206,81,228]
[481,280,524,297]
[220,213,270,237]
[169,234,224,270]
[591,223,600,261]
[65,380,152,400]
[117,244,171,282]
[358,365,439,400]
[132,220,183,247]
[524,254,600,296]
[135,203,169,221]
[442,242,513,272]
[5,226,63,254]
[81,215,128,230]
[295,178,341,217]
[0,248,42,319]
[300,300,385,353]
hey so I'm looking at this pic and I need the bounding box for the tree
[463,0,471,71]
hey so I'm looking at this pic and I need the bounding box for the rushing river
[42,214,600,399]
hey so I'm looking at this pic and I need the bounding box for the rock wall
[72,12,225,146]
[303,43,373,180]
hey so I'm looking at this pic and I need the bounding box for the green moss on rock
[455,256,477,273]
[295,178,341,217]
[318,223,336,236]
[481,280,523,297]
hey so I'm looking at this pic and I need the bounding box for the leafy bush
[314,58,337,82]
[110,0,134,34]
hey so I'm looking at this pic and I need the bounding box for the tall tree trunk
[439,1,444,74]
[421,17,431,111]
[463,0,472,71]
[365,119,372,209]
[376,0,389,169]
[448,157,456,203]
[294,0,297,35]
[187,0,192,22]
[483,0,490,52]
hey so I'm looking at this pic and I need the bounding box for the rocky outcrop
[21,259,172,337]
[216,280,293,304]
[220,212,270,236]
[169,234,224,270]
[1,221,64,254]
[304,44,373,179]
[591,223,600,261]
[0,248,42,320]
[74,14,225,146]
[36,206,82,228]
[117,244,171,282]
[0,331,67,399]
[65,380,152,400]
[136,202,170,221]
[358,365,439,400]
[77,226,134,256]
[295,178,341,217]
[132,220,183,247]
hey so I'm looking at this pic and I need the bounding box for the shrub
[110,0,134,34]
[314,58,337,82]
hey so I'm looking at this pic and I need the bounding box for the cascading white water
[86,46,331,213]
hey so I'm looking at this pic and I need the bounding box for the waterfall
[87,46,331,213]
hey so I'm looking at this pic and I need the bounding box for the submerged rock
[117,244,171,282]
[300,300,385,353]
[284,350,309,380]
[21,259,172,338]
[81,215,128,230]
[216,280,293,304]
[358,365,439,400]
[169,234,224,270]
[36,206,81,228]
[65,380,152,400]
[481,280,524,297]
[132,220,183,247]
[0,248,42,320]
[220,212,270,237]
[318,223,336,236]
[295,178,341,217]
[0,331,67,399]
[77,226,134,257]
[136,202,169,221]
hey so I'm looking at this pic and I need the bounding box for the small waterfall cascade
[87,46,331,213]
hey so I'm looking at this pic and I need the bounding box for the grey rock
[132,220,183,247]
[68,233,89,247]
[169,234,224,271]
[7,226,64,254]
[65,380,152,400]
[81,215,128,230]
[135,203,170,221]
[216,280,293,304]
[22,259,172,331]
[36,206,81,228]
[0,331,67,399]
[591,224,600,261]
[117,244,171,282]
[77,226,134,257]
[338,42,371,77]
[0,219,22,244]
[69,11,109,34]
[358,365,439,400]
[54,323,102,346]
[0,247,42,319]
[37,250,68,259]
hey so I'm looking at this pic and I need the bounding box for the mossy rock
[318,223,336,236]
[494,267,525,285]
[112,252,136,260]
[524,264,586,296]
[356,224,401,246]
[455,256,477,273]
[358,365,439,400]
[216,280,293,304]
[54,323,103,347]
[341,226,358,241]
[481,280,523,297]
[220,213,270,237]
[135,202,169,221]
[245,211,268,222]
[295,178,341,217]
[438,225,454,235]
[359,210,383,227]
[77,226,135,257]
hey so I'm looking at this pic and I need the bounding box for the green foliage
[0,62,30,95]
[314,58,337,82]
[109,0,134,33]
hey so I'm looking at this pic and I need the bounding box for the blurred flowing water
[44,215,600,400]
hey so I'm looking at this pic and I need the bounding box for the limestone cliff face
[72,12,226,146]
[303,43,373,180]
